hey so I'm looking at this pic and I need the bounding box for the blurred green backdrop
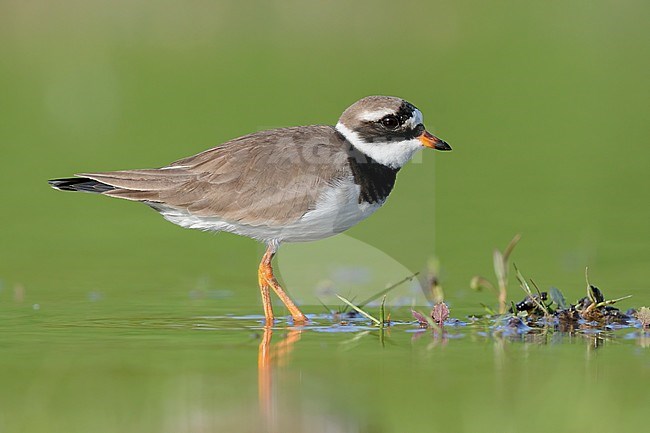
[1,0,649,308]
[2,2,650,433]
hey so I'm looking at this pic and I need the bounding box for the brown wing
[80,125,351,226]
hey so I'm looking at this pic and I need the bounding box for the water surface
[2,300,648,433]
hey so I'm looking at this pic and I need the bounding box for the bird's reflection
[258,326,302,430]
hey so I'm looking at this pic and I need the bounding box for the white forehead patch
[359,108,396,122]
[359,108,424,129]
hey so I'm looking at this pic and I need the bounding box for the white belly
[157,180,384,243]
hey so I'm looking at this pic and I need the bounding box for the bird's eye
[380,115,400,130]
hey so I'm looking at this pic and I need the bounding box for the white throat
[335,122,424,169]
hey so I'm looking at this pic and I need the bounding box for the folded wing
[79,126,349,226]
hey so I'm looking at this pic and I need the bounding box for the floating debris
[329,238,642,340]
[461,238,640,336]
[411,309,430,328]
[635,307,650,329]
[410,302,450,329]
[510,292,548,315]
[432,302,450,326]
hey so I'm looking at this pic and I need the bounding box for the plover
[49,96,451,324]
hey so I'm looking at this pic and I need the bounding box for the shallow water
[1,299,648,433]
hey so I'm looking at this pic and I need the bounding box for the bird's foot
[260,272,308,324]
[258,245,308,325]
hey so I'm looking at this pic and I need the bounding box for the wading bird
[49,96,451,324]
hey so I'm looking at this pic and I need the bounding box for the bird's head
[336,95,451,168]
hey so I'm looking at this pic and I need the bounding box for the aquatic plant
[336,294,380,325]
[470,234,521,314]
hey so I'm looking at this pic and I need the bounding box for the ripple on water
[33,309,646,346]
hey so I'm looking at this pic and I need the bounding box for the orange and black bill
[419,130,452,151]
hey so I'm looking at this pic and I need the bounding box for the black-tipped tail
[48,177,115,194]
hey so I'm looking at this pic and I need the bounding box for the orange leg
[258,268,274,325]
[258,244,308,324]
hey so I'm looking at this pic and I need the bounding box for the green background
[1,1,648,432]
[2,1,649,304]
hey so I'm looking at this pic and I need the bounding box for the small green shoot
[339,291,357,313]
[379,295,387,329]
[513,264,550,317]
[493,249,507,312]
[529,278,543,296]
[502,233,521,263]
[497,234,521,313]
[336,294,380,325]
[585,267,592,301]
[471,234,521,314]
[595,295,632,308]
[584,267,603,311]
[315,297,333,315]
[479,303,497,315]
[582,267,631,313]
[357,272,419,309]
[510,300,519,315]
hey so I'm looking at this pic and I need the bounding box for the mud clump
[506,284,634,330]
